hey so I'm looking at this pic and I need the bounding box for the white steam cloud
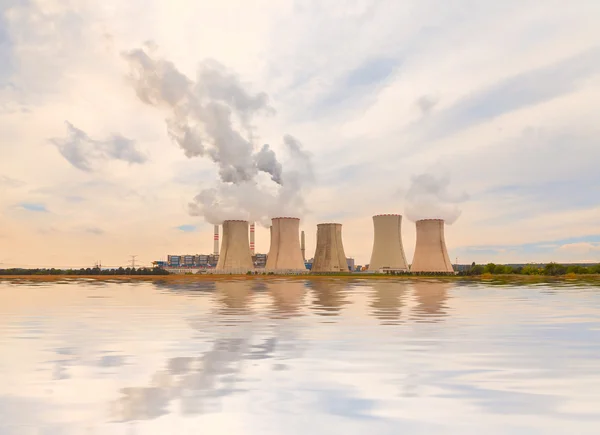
[188,135,314,226]
[122,44,313,224]
[122,46,283,185]
[403,172,468,225]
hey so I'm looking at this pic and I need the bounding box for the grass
[2,273,600,283]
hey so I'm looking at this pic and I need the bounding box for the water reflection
[308,280,349,316]
[215,281,253,314]
[2,278,600,433]
[112,335,257,420]
[268,281,307,318]
[368,281,409,324]
[411,280,451,322]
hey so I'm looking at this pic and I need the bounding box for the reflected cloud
[411,280,452,322]
[112,336,249,421]
[368,281,409,324]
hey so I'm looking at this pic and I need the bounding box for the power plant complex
[157,213,457,275]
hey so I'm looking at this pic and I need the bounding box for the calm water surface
[1,278,600,434]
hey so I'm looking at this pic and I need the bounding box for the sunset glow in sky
[1,0,599,268]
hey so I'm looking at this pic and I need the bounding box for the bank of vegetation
[0,267,170,276]
[459,262,600,276]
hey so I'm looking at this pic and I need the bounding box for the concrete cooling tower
[265,217,306,272]
[216,220,254,272]
[369,214,408,272]
[311,223,348,273]
[410,219,454,274]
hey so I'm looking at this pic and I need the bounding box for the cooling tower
[311,223,348,273]
[250,223,255,255]
[369,214,408,272]
[410,219,454,273]
[216,220,254,271]
[265,217,306,271]
[213,225,219,256]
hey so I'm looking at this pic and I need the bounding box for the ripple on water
[0,278,600,433]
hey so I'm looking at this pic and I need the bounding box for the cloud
[50,122,147,172]
[1,1,600,267]
[121,46,281,184]
[0,175,23,188]
[403,172,469,224]
[556,242,600,255]
[413,46,600,141]
[454,235,600,264]
[415,94,440,115]
[19,202,48,212]
[188,134,314,226]
[176,225,197,233]
[82,227,104,235]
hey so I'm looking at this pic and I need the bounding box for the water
[1,278,600,434]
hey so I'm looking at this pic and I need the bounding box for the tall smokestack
[250,222,255,255]
[411,219,454,274]
[216,220,254,272]
[301,230,306,261]
[369,214,408,272]
[213,225,220,256]
[265,217,305,271]
[311,223,348,273]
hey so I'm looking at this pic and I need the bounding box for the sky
[1,0,600,268]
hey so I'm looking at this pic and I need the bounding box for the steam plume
[122,44,313,224]
[188,135,313,226]
[122,46,283,184]
[403,172,468,224]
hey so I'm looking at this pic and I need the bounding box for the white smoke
[403,172,468,225]
[122,46,282,185]
[122,44,313,224]
[188,135,313,227]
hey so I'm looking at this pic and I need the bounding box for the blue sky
[1,0,600,267]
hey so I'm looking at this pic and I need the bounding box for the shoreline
[2,274,600,283]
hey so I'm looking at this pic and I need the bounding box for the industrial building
[369,214,409,272]
[311,223,349,273]
[265,217,306,272]
[253,253,267,268]
[216,220,254,272]
[165,254,218,268]
[410,219,455,274]
[158,207,459,275]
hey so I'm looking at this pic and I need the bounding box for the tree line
[460,262,600,276]
[0,267,170,276]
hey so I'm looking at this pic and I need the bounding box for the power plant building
[410,219,454,274]
[265,217,306,272]
[311,223,348,272]
[216,220,254,272]
[369,214,409,272]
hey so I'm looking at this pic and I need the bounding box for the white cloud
[1,0,600,266]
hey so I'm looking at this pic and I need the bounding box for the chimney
[411,219,454,274]
[265,217,305,271]
[216,220,254,271]
[369,214,408,272]
[301,230,306,261]
[250,222,255,255]
[311,223,348,272]
[213,225,219,256]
